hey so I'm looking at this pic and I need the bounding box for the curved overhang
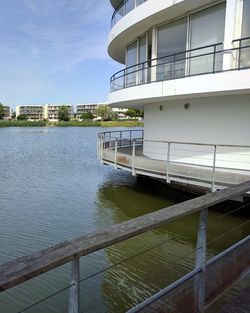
[108,70,250,107]
[108,0,218,64]
[110,0,120,10]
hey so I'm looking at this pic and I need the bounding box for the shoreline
[0,120,144,128]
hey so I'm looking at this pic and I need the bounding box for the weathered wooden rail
[0,181,250,312]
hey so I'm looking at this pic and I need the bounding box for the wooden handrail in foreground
[0,181,250,292]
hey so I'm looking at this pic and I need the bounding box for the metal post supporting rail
[132,140,136,176]
[115,138,118,169]
[68,257,80,313]
[211,145,217,192]
[195,208,208,313]
[166,142,171,183]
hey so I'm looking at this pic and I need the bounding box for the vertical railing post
[115,138,118,169]
[166,142,171,183]
[195,208,208,313]
[211,145,217,192]
[100,135,104,165]
[120,131,122,148]
[109,132,111,148]
[130,130,132,146]
[68,257,80,313]
[238,39,242,70]
[132,139,136,176]
[213,44,216,73]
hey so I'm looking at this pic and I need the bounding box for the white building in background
[15,104,73,121]
[16,105,44,120]
[43,104,73,121]
[98,0,250,191]
[3,106,11,119]
[77,103,129,118]
[76,103,99,117]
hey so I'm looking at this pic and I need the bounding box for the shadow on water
[94,173,250,313]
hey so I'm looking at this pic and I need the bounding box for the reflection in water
[96,175,250,313]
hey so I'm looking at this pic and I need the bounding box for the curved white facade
[106,0,250,189]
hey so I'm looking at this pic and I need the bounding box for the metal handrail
[111,42,224,80]
[110,38,250,91]
[98,130,250,149]
[98,130,250,190]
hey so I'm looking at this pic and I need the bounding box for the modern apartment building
[43,105,73,121]
[16,105,44,120]
[98,0,250,191]
[76,103,99,117]
[15,104,73,121]
[3,106,11,119]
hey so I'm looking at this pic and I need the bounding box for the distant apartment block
[111,107,128,117]
[77,103,129,118]
[76,103,99,117]
[43,105,73,121]
[16,105,44,120]
[3,106,11,119]
[15,104,73,121]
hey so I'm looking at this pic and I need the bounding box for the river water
[0,127,249,313]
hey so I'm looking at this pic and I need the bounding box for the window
[189,3,226,75]
[240,0,250,68]
[157,18,187,80]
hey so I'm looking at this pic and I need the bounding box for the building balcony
[110,38,250,92]
[97,130,250,191]
[111,0,148,27]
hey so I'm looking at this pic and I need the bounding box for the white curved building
[99,0,250,191]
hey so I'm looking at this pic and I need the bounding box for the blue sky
[0,0,121,108]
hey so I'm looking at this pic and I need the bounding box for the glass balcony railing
[111,0,148,27]
[110,37,250,92]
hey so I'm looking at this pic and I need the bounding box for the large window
[125,34,148,86]
[126,41,137,87]
[242,0,250,37]
[240,0,250,67]
[157,18,187,80]
[138,35,148,84]
[156,3,226,79]
[189,3,226,75]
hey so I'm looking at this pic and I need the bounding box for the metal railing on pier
[0,182,250,313]
[110,38,250,91]
[97,130,250,191]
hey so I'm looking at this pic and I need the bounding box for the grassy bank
[0,120,47,127]
[0,120,144,128]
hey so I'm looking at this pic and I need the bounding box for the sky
[0,0,121,108]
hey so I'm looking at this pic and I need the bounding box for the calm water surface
[0,127,249,313]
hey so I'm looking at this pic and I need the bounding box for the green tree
[81,112,94,120]
[95,105,111,120]
[17,114,27,120]
[11,111,16,119]
[58,106,70,121]
[125,108,144,118]
[0,103,5,120]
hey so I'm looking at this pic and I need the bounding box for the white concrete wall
[143,94,250,169]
